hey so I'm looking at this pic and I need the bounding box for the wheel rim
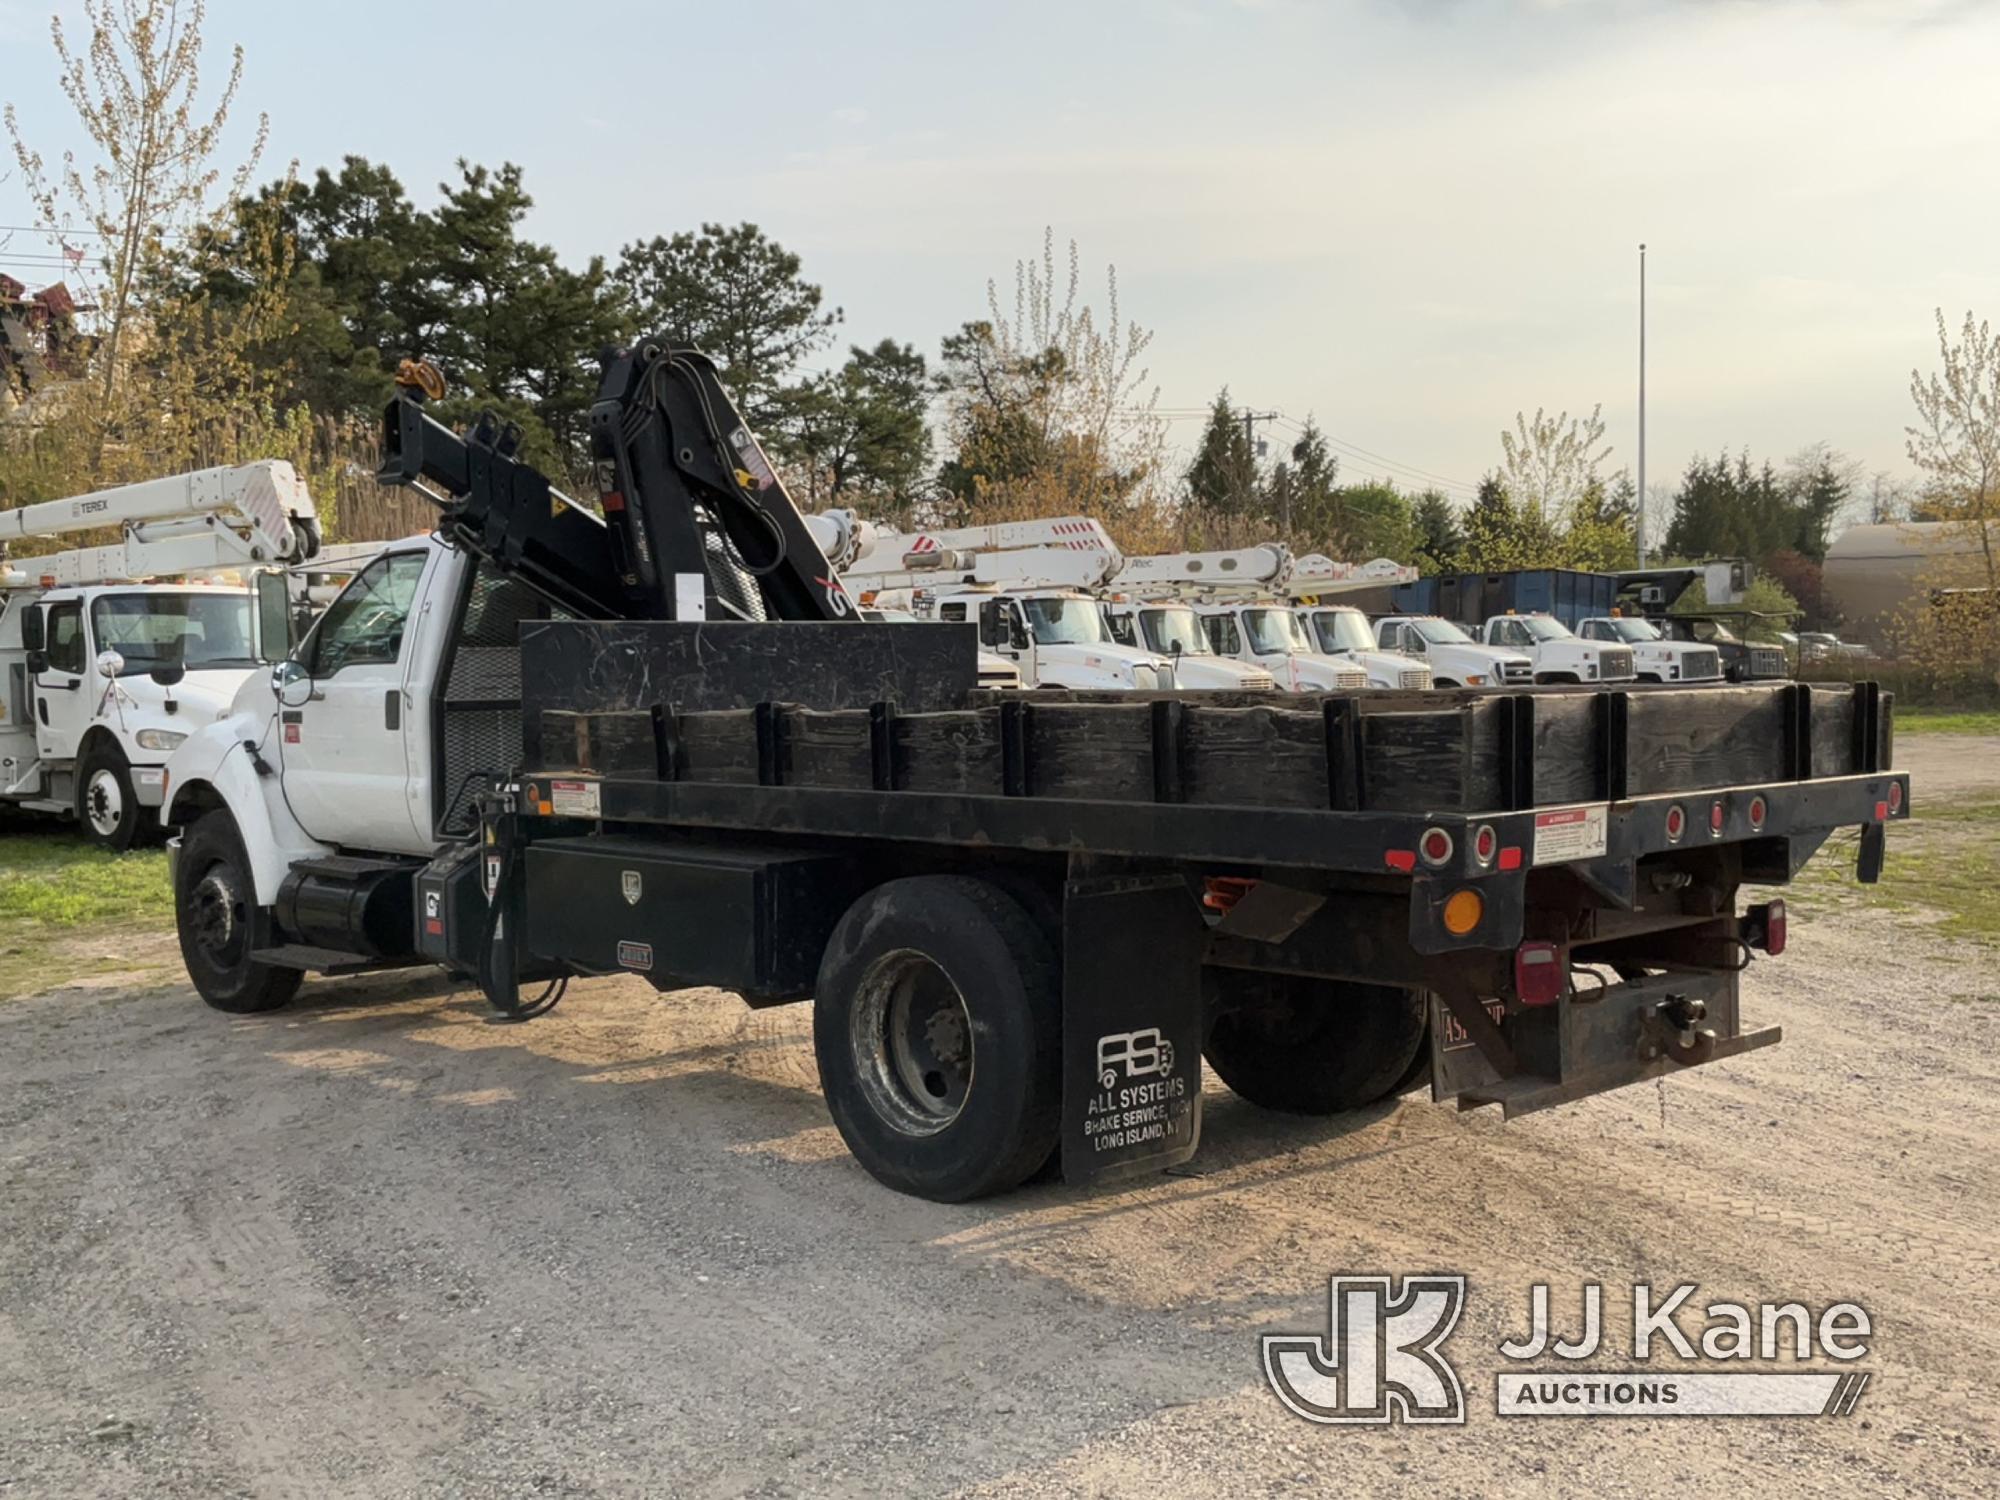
[850,950,975,1135]
[189,864,248,971]
[84,768,124,837]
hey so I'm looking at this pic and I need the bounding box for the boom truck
[0,462,319,846]
[162,345,1909,1203]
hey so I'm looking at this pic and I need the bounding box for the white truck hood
[1038,641,1177,687]
[1165,654,1273,689]
[106,666,260,744]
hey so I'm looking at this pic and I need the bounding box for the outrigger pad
[1060,875,1206,1186]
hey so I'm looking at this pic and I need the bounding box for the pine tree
[1183,388,1257,523]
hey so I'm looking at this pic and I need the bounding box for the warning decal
[549,778,602,818]
[1532,804,1609,865]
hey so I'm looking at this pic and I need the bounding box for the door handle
[384,690,401,730]
[41,679,79,691]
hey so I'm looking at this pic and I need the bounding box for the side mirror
[95,649,125,680]
[1169,639,1184,655]
[977,601,1002,649]
[19,603,44,653]
[150,665,187,688]
[255,571,293,664]
[1008,611,1030,652]
[272,658,314,709]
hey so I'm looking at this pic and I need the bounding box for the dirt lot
[2,737,1996,1498]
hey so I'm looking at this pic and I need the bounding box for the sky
[4,0,1994,518]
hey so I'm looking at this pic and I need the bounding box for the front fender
[163,713,331,906]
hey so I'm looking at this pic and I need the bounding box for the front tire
[1204,972,1427,1114]
[813,877,1061,1201]
[175,811,302,1014]
[76,743,154,851]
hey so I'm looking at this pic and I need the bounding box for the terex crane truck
[0,462,318,846]
[163,346,1908,1203]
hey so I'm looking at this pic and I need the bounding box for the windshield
[91,591,255,674]
[1309,609,1376,654]
[1520,615,1574,641]
[1411,618,1474,645]
[1691,620,1741,644]
[1605,618,1660,643]
[1243,608,1310,654]
[1021,595,1109,646]
[1139,607,1213,656]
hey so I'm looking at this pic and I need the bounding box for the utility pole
[1240,407,1280,527]
[1637,243,1648,566]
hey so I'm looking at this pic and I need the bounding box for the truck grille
[1747,647,1787,679]
[1399,668,1432,690]
[1684,648,1721,680]
[1501,662,1534,684]
[1240,670,1275,690]
[1600,648,1635,678]
[1336,668,1369,691]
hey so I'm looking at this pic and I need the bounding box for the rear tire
[813,876,1061,1201]
[1204,972,1427,1115]
[175,811,302,1014]
[76,743,154,851]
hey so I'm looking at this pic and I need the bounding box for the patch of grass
[0,826,176,999]
[1788,797,2000,944]
[1895,708,2000,736]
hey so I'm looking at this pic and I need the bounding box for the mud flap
[1430,969,1781,1118]
[1060,874,1205,1186]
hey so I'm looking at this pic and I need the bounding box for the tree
[1183,389,1257,525]
[5,0,267,416]
[1498,405,1611,525]
[1907,307,2000,591]
[1411,488,1465,574]
[615,222,839,430]
[774,339,935,521]
[1463,472,1555,570]
[1330,480,1418,563]
[1279,418,1342,550]
[1781,442,1856,563]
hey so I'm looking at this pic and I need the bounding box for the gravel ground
[0,737,1994,1498]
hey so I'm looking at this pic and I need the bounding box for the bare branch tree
[1907,307,2000,590]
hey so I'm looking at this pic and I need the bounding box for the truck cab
[1479,613,1637,685]
[1577,615,1721,683]
[1293,605,1433,691]
[1373,615,1533,688]
[1101,600,1275,690]
[1192,601,1368,692]
[1655,614,1791,682]
[933,588,1177,691]
[2,580,281,847]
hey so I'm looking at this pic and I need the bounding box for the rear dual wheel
[1204,972,1428,1114]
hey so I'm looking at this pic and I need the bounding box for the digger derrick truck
[1,462,318,846]
[162,343,1908,1203]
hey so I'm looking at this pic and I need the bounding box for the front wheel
[1204,972,1427,1114]
[813,877,1061,1201]
[175,811,302,1014]
[76,743,155,851]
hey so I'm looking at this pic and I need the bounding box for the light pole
[1637,242,1648,565]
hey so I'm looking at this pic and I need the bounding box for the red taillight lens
[1473,824,1497,865]
[1888,781,1904,815]
[1514,940,1565,1006]
[1748,794,1767,830]
[1709,799,1726,836]
[1664,804,1686,842]
[1747,898,1787,956]
[1420,827,1454,866]
[1203,876,1258,913]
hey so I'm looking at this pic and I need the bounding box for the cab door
[278,549,434,854]
[33,599,92,764]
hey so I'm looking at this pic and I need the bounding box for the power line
[1268,414,1479,499]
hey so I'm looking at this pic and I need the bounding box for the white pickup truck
[1477,613,1637,685]
[1100,600,1275,690]
[1192,602,1368,692]
[1576,616,1722,683]
[1293,604,1432,691]
[1373,615,1534,689]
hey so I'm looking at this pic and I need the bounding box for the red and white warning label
[1532,804,1608,865]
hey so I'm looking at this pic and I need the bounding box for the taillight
[1888,781,1904,815]
[1514,940,1565,1006]
[1664,804,1686,843]
[1747,898,1787,956]
[1420,827,1454,866]
[1709,799,1726,837]
[1202,876,1257,913]
[1748,794,1767,830]
[1472,824,1497,866]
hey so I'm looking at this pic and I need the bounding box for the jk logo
[1263,1275,1467,1425]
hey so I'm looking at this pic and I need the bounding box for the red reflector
[1497,846,1523,871]
[1888,781,1904,814]
[1384,849,1418,873]
[1514,940,1565,1005]
[1765,898,1787,956]
[1748,794,1767,830]
[1420,827,1454,865]
[1474,824,1497,863]
[1202,876,1258,913]
[1874,800,1888,821]
[1665,804,1686,842]
[602,490,626,511]
[425,918,444,936]
[1709,799,1725,835]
